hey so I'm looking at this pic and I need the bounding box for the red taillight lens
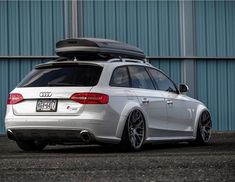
[70,93,109,104]
[7,93,24,105]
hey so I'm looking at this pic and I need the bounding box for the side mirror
[179,83,189,93]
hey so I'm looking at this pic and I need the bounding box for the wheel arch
[115,101,149,139]
[193,104,212,138]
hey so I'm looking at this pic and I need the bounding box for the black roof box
[55,38,145,60]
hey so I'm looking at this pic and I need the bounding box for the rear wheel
[120,110,145,151]
[16,141,47,151]
[195,111,212,145]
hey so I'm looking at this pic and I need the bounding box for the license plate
[36,99,58,112]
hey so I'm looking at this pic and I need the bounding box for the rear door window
[110,66,130,87]
[128,66,155,90]
[18,65,103,87]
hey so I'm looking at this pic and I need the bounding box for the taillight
[70,93,109,104]
[7,93,24,105]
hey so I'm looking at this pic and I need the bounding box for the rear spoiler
[55,38,145,60]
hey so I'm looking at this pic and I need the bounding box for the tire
[120,110,145,151]
[16,141,47,151]
[195,111,212,145]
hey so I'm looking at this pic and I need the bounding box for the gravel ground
[0,133,234,182]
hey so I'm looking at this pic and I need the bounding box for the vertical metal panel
[94,0,105,38]
[41,1,53,55]
[0,1,8,55]
[158,1,169,55]
[31,0,43,55]
[82,0,95,37]
[170,60,181,85]
[126,0,137,46]
[147,1,159,56]
[206,60,218,130]
[196,60,208,104]
[81,0,180,56]
[115,0,127,42]
[136,1,148,54]
[215,1,226,56]
[105,1,116,39]
[0,60,9,134]
[217,61,228,130]
[169,1,180,56]
[195,1,207,56]
[226,1,235,56]
[227,61,235,130]
[195,1,235,56]
[205,1,216,56]
[19,1,31,55]
[53,0,65,44]
[8,0,20,55]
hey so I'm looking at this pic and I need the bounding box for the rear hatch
[10,62,103,116]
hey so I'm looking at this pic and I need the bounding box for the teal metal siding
[195,1,235,56]
[0,0,65,56]
[81,0,180,56]
[196,60,235,131]
[0,0,235,133]
[194,0,235,131]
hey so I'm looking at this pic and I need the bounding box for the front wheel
[16,141,47,151]
[195,111,212,145]
[120,110,145,151]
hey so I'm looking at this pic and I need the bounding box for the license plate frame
[36,99,58,112]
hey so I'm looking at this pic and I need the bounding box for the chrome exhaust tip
[7,129,16,141]
[80,130,93,143]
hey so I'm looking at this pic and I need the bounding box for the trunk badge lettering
[39,92,52,97]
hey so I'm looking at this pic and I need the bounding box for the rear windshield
[18,65,103,87]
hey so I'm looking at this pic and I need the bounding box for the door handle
[167,100,173,105]
[142,98,149,104]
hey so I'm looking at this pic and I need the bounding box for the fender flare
[115,101,149,139]
[193,105,212,138]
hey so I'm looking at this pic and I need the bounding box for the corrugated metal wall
[196,60,235,131]
[0,0,65,134]
[194,1,235,131]
[0,0,65,56]
[195,0,235,57]
[81,0,180,56]
[0,0,235,133]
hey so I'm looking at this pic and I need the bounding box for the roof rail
[107,58,152,66]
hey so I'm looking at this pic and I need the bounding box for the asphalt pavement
[0,133,234,182]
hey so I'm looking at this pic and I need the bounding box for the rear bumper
[5,114,122,144]
[7,128,84,143]
[6,127,121,144]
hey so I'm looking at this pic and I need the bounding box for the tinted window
[148,68,177,93]
[128,66,155,90]
[110,66,130,87]
[18,65,103,87]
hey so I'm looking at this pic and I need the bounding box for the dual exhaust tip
[7,129,93,144]
[80,130,93,144]
[7,129,16,141]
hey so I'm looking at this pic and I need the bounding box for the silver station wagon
[5,38,212,151]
